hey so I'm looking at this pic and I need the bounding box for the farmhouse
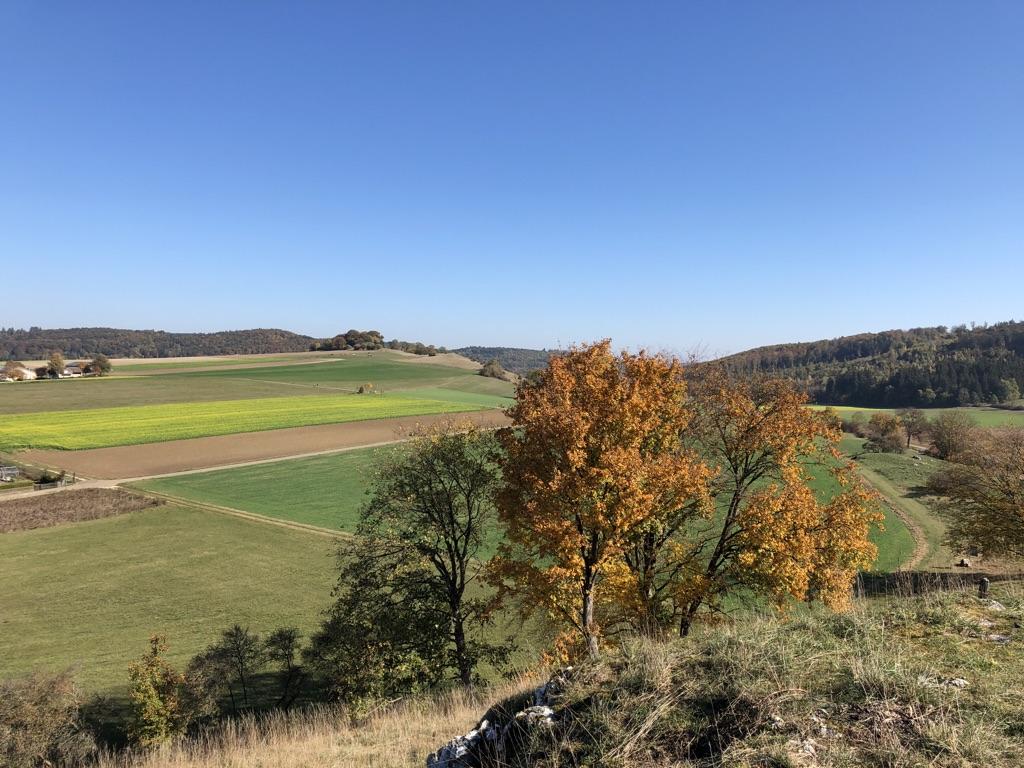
[63,363,84,377]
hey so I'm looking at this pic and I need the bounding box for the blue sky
[1,2,1021,354]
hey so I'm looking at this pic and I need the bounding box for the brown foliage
[0,488,162,533]
[864,412,905,453]
[0,670,96,768]
[929,427,1024,559]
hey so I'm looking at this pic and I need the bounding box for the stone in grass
[917,675,969,689]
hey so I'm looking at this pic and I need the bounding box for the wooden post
[978,577,990,599]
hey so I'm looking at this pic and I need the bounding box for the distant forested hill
[0,327,316,359]
[454,346,554,375]
[721,321,1024,407]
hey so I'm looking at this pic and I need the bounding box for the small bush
[0,671,96,768]
[479,359,509,380]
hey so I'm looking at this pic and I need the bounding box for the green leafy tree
[1000,378,1021,404]
[265,627,307,711]
[88,354,112,375]
[307,423,507,698]
[127,636,197,747]
[187,625,265,714]
[46,351,65,378]
[928,411,976,460]
[896,407,928,448]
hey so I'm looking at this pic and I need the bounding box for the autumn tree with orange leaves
[492,341,711,657]
[493,343,881,656]
[675,366,881,636]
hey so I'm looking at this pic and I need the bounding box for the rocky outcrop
[426,668,573,768]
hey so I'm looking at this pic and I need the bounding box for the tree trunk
[453,615,472,686]
[581,571,599,658]
[679,599,700,638]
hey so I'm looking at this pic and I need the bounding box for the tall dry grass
[96,676,538,768]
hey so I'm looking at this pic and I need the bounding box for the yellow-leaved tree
[492,340,711,657]
[493,344,881,655]
[675,366,881,635]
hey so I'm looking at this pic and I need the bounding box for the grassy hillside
[94,587,1024,767]
[0,352,514,414]
[840,434,956,570]
[0,505,336,695]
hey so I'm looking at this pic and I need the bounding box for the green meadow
[134,446,388,532]
[839,434,953,569]
[0,505,336,695]
[0,393,480,450]
[812,404,1024,427]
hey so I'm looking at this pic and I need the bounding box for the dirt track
[19,410,510,480]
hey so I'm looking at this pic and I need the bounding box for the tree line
[721,321,1024,407]
[0,328,316,359]
[0,327,450,361]
[454,346,554,375]
[309,329,446,356]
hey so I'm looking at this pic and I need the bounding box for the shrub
[479,359,509,380]
[0,671,96,768]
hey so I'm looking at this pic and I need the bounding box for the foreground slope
[96,587,1024,767]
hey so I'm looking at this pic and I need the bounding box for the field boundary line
[116,438,407,483]
[132,488,349,540]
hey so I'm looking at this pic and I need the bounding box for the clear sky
[1,2,1021,354]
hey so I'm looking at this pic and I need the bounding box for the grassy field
[134,446,387,532]
[0,393,483,451]
[814,404,1024,427]
[133,443,511,557]
[0,505,336,695]
[112,355,329,373]
[839,434,954,569]
[803,458,914,572]
[0,352,515,415]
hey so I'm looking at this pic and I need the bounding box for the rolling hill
[720,321,1024,408]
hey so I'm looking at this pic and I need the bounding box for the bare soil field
[0,488,162,533]
[19,411,511,479]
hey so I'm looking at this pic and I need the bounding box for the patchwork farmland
[0,350,515,699]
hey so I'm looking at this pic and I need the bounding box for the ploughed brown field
[0,488,162,533]
[20,411,512,480]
